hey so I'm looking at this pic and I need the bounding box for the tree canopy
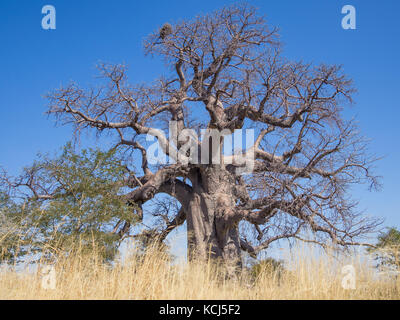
[0,143,138,263]
[368,227,400,272]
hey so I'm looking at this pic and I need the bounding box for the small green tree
[250,257,285,281]
[0,191,25,261]
[0,143,139,264]
[368,227,400,272]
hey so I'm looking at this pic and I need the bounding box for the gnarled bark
[185,166,241,266]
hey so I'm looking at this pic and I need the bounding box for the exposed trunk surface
[185,166,242,268]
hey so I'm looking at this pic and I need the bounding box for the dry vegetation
[0,243,399,300]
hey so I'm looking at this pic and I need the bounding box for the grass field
[0,243,399,300]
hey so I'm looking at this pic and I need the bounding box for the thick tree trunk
[185,166,242,268]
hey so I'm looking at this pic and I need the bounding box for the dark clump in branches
[159,23,173,40]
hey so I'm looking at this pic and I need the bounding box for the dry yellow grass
[0,243,399,300]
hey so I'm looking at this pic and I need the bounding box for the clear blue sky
[0,0,399,235]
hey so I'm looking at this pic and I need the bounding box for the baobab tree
[44,4,380,267]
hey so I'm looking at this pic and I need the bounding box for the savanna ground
[1,243,399,300]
